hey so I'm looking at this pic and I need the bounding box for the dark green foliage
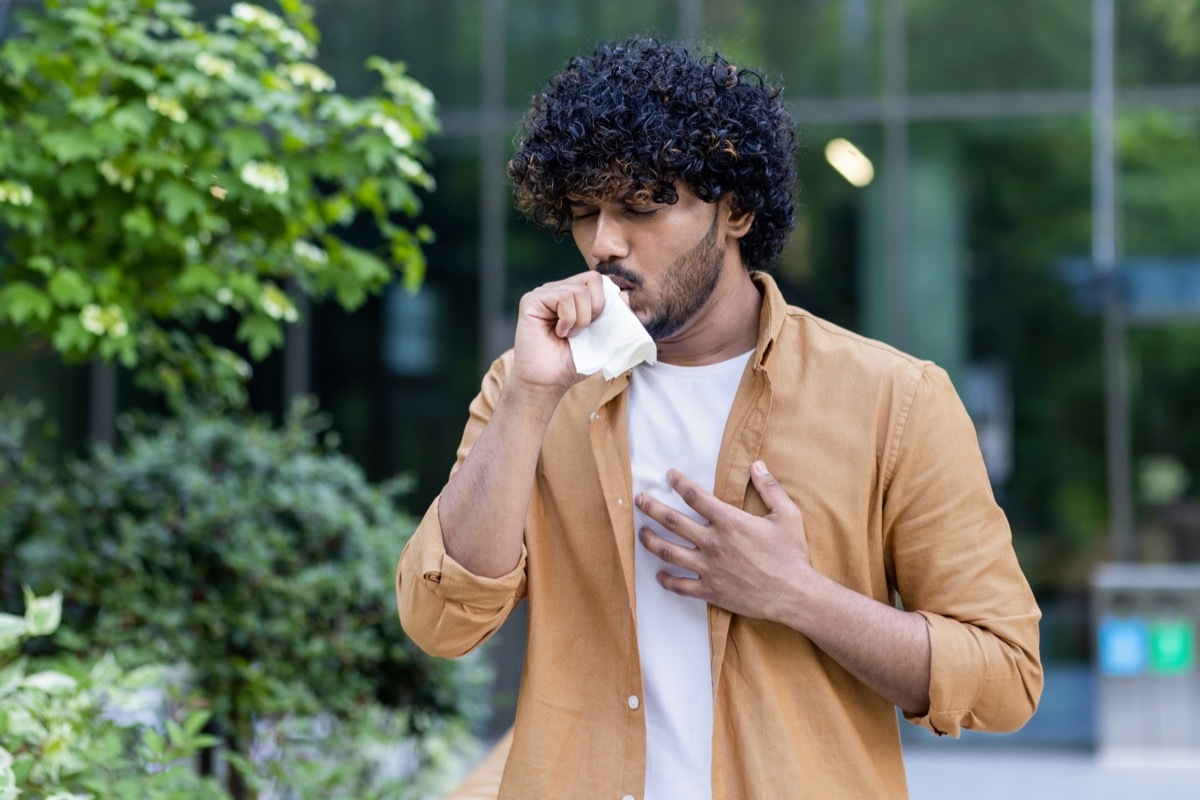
[2,400,487,789]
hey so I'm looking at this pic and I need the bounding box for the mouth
[596,265,640,293]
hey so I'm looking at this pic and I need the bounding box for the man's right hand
[509,271,608,395]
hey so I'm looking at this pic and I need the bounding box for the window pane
[1118,0,1200,88]
[906,0,1092,93]
[505,0,681,105]
[315,0,482,105]
[1119,109,1200,257]
[704,0,884,98]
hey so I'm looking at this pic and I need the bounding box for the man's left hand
[634,460,813,623]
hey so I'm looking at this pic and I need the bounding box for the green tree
[0,0,438,408]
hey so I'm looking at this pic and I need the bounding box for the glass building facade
[4,0,1200,745]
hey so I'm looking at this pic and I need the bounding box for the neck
[655,264,762,367]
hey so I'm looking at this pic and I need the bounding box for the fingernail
[754,460,768,475]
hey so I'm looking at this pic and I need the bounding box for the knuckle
[706,536,727,558]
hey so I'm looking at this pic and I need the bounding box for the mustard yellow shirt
[397,273,1042,799]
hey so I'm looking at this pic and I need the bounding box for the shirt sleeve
[883,364,1043,737]
[396,353,529,659]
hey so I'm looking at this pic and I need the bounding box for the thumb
[750,460,793,514]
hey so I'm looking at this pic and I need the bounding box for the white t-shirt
[627,350,753,800]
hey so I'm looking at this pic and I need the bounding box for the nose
[587,209,629,265]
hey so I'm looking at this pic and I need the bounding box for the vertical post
[480,0,509,364]
[882,0,910,352]
[283,281,311,408]
[1093,0,1135,560]
[89,360,116,447]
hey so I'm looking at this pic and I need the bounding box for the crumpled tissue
[569,275,657,379]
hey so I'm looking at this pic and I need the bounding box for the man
[398,39,1042,799]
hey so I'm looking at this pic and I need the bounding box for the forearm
[438,380,562,578]
[779,573,931,714]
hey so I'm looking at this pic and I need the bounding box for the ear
[720,195,754,240]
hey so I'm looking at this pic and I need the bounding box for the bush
[4,401,488,797]
[0,588,231,800]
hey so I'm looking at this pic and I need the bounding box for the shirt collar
[749,271,787,371]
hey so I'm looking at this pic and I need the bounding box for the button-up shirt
[397,273,1042,799]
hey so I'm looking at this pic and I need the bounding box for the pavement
[903,746,1200,799]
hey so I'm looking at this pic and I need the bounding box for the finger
[634,492,707,546]
[749,460,795,515]
[639,527,703,573]
[665,469,729,526]
[583,270,607,315]
[551,289,578,338]
[656,570,706,600]
[563,274,606,336]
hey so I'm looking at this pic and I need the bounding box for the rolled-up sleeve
[397,496,527,658]
[396,352,528,659]
[885,365,1043,737]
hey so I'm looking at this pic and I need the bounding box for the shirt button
[622,795,636,800]
[627,695,640,710]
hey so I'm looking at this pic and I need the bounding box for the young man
[398,39,1042,798]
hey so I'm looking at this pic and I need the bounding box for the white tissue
[569,275,657,379]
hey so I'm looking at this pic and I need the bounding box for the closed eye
[625,207,660,218]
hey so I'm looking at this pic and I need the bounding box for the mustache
[595,262,643,288]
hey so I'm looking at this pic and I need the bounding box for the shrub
[0,588,231,799]
[6,401,488,797]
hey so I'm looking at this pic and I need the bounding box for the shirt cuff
[419,542,528,606]
[903,611,987,737]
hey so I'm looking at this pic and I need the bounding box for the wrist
[501,375,568,421]
[772,566,828,634]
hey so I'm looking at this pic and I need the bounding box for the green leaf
[121,206,156,239]
[236,313,284,360]
[142,727,165,756]
[22,587,63,636]
[183,709,213,737]
[0,613,27,650]
[220,128,270,165]
[51,315,94,357]
[176,264,221,294]
[42,129,107,163]
[21,669,77,694]
[158,181,207,225]
[110,103,155,137]
[60,161,101,199]
[0,282,53,324]
[10,753,33,785]
[48,269,95,307]
[26,256,55,276]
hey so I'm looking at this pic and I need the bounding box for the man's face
[569,184,727,342]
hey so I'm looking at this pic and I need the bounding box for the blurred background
[3,0,1200,794]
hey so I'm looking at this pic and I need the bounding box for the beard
[600,208,723,342]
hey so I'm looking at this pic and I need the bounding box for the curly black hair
[507,38,798,270]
